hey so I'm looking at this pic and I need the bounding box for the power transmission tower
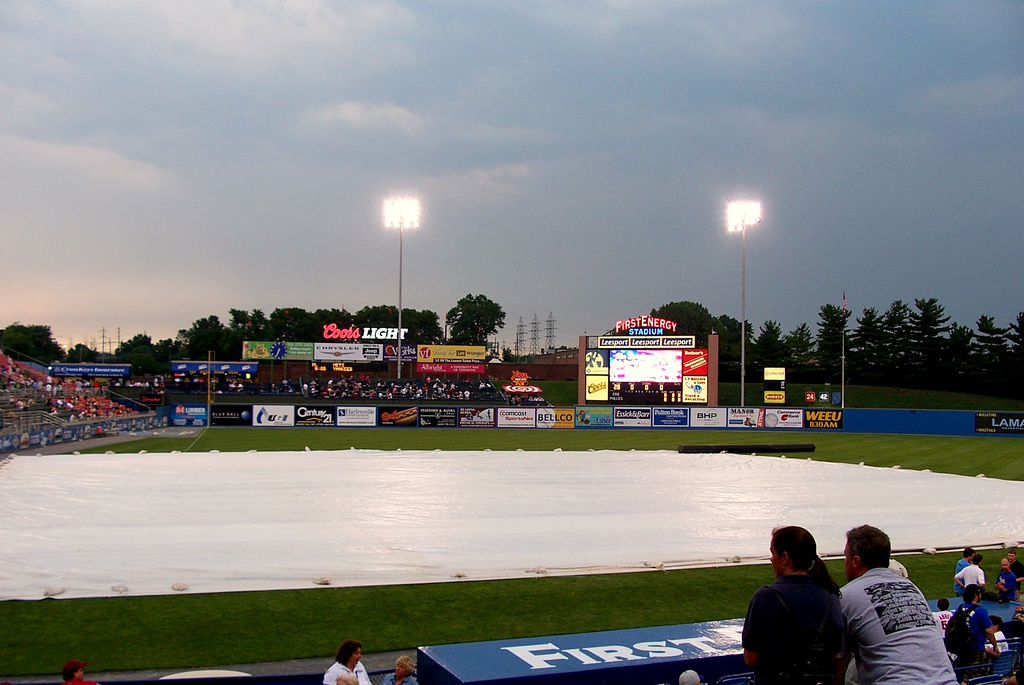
[515,318,525,360]
[530,315,540,356]
[545,312,556,351]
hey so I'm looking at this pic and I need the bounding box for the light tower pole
[384,197,420,379]
[726,201,762,407]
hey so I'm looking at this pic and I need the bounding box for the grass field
[3,427,1023,676]
[531,381,1024,411]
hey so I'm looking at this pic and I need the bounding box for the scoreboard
[584,330,709,405]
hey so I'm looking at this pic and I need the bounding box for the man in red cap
[62,660,99,685]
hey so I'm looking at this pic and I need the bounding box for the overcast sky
[3,1,1022,352]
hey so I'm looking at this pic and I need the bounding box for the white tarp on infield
[1,449,1021,600]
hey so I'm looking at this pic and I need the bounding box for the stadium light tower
[726,200,762,407]
[384,197,420,379]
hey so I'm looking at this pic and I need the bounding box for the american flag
[842,290,847,312]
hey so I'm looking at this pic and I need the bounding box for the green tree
[713,314,743,381]
[946,323,975,386]
[649,301,715,347]
[815,304,850,381]
[973,315,1008,384]
[881,301,913,384]
[68,343,98,363]
[1007,312,1024,392]
[266,308,312,341]
[750,320,788,373]
[908,298,951,386]
[116,333,162,375]
[177,315,231,361]
[446,294,506,346]
[848,307,886,384]
[1,324,65,363]
[784,323,815,379]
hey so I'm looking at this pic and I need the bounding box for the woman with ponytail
[741,526,845,684]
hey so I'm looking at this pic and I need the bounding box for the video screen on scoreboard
[609,349,683,383]
[608,349,685,404]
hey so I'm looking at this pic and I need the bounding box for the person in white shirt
[956,553,986,591]
[324,640,371,685]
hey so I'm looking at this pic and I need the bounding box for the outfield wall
[168,403,1024,438]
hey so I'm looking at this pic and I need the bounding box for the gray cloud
[2,0,1021,349]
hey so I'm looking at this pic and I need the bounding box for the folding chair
[715,674,754,685]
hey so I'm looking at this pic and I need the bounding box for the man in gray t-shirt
[840,525,957,685]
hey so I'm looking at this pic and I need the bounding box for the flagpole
[841,290,846,409]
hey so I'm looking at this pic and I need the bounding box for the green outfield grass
[4,428,1022,675]
[531,380,1024,410]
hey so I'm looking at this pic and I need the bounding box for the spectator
[61,660,99,685]
[934,597,953,637]
[997,558,1018,603]
[955,553,986,592]
[955,584,999,681]
[955,547,975,597]
[381,656,417,685]
[1008,550,1024,600]
[839,524,956,685]
[741,526,844,685]
[986,615,1009,658]
[324,640,370,685]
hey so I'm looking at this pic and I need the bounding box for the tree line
[1,294,506,377]
[4,295,1022,398]
[649,299,1024,398]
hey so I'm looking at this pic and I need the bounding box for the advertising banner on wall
[682,350,708,376]
[727,408,760,428]
[314,343,384,362]
[497,407,537,428]
[243,341,314,361]
[458,407,496,427]
[584,350,608,375]
[975,412,1024,434]
[379,407,418,426]
[683,376,708,403]
[48,364,133,378]
[585,376,609,401]
[761,409,803,429]
[537,407,575,429]
[653,407,690,427]
[295,406,335,426]
[253,405,295,426]
[171,403,208,427]
[210,404,253,426]
[417,362,487,374]
[690,408,726,428]
[575,406,614,428]
[383,344,417,362]
[419,407,458,427]
[417,345,487,363]
[614,407,653,428]
[335,406,377,427]
[805,409,843,429]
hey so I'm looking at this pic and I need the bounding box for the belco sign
[322,324,408,341]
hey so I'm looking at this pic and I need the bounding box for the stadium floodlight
[383,197,421,379]
[726,200,761,407]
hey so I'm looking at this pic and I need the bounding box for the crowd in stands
[303,376,504,402]
[1,352,141,422]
